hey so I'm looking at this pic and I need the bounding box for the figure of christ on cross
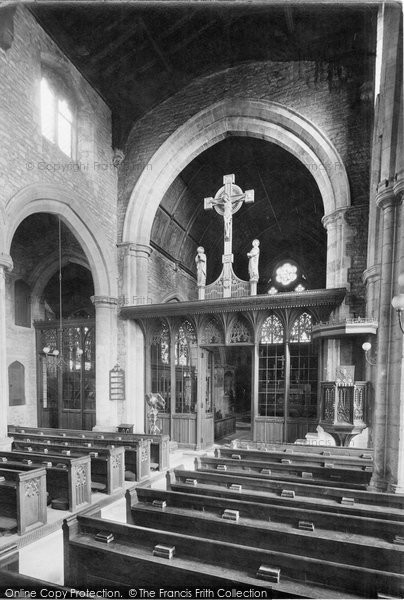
[204,174,254,251]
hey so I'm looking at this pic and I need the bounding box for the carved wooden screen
[151,321,170,412]
[289,312,317,418]
[175,320,197,413]
[259,315,285,417]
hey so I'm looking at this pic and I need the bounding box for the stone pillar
[0,254,13,449]
[124,320,145,433]
[120,242,152,305]
[386,191,404,493]
[91,295,118,431]
[369,189,400,490]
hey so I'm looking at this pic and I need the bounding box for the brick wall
[1,6,116,425]
[119,59,373,238]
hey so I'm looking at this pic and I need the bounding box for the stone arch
[29,251,91,301]
[4,184,115,298]
[123,98,350,247]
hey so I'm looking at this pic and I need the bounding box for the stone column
[321,208,352,402]
[386,191,404,493]
[0,254,13,449]
[369,189,400,490]
[91,295,118,431]
[119,242,152,305]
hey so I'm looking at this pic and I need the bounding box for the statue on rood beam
[247,239,260,281]
[195,246,207,286]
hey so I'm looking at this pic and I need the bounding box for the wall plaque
[109,364,125,401]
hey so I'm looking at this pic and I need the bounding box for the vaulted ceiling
[31,2,376,148]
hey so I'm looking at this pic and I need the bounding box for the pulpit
[319,381,368,446]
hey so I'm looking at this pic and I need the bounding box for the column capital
[393,168,404,202]
[91,295,118,307]
[362,264,381,285]
[118,242,152,258]
[321,207,348,230]
[0,253,13,273]
[376,184,399,210]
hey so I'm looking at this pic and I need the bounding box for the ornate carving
[141,445,149,462]
[112,454,122,469]
[25,478,40,498]
[353,386,364,420]
[229,319,251,343]
[75,464,87,486]
[201,318,224,345]
[336,387,352,423]
[323,386,335,422]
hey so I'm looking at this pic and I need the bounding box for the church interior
[0,1,403,597]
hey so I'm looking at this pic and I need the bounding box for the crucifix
[204,174,254,297]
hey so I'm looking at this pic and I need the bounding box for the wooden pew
[9,424,168,472]
[11,430,151,482]
[0,467,47,535]
[128,487,404,574]
[230,439,374,458]
[171,466,404,517]
[165,473,403,541]
[11,440,125,494]
[197,455,372,487]
[0,451,91,511]
[216,446,374,471]
[64,507,404,598]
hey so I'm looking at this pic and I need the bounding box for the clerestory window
[40,75,74,157]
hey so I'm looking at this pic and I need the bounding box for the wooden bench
[170,466,404,517]
[165,472,403,542]
[216,446,374,470]
[11,440,124,495]
[11,430,151,482]
[64,508,404,598]
[197,455,372,487]
[9,424,168,472]
[128,487,404,575]
[230,439,374,458]
[0,451,91,511]
[0,467,47,535]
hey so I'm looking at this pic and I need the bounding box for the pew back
[0,467,47,535]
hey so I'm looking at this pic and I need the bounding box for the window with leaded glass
[175,320,197,413]
[259,315,285,417]
[289,312,317,419]
[151,321,170,412]
[40,74,74,158]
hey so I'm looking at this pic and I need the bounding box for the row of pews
[62,440,404,599]
[0,425,170,537]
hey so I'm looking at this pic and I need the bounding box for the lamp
[391,273,404,334]
[362,341,377,366]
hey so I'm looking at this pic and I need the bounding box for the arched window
[40,74,74,157]
[290,312,313,343]
[267,260,307,294]
[260,314,284,344]
[14,279,31,327]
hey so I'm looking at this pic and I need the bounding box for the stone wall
[1,6,116,426]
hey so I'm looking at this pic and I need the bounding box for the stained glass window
[276,262,297,285]
[151,321,170,411]
[260,315,284,344]
[290,312,313,343]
